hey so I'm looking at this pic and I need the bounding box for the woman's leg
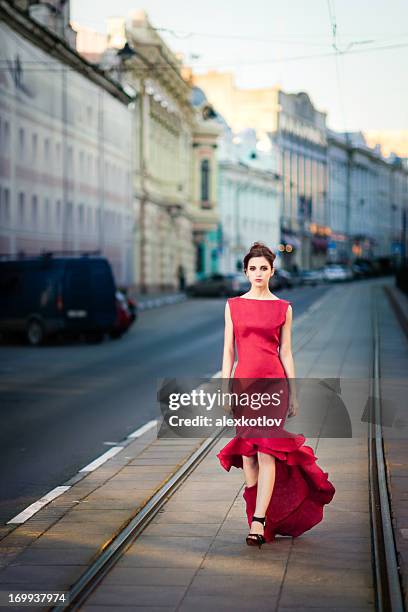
[242,455,258,487]
[249,451,276,535]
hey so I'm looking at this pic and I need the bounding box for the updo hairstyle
[243,241,276,272]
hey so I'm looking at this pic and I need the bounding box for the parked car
[186,273,246,297]
[110,290,137,339]
[286,269,304,287]
[351,263,366,279]
[352,259,376,277]
[269,268,293,290]
[0,254,116,345]
[300,269,324,286]
[322,264,349,282]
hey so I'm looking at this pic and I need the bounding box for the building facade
[193,71,408,269]
[94,11,221,293]
[327,132,350,263]
[193,73,330,269]
[275,91,328,270]
[0,2,134,286]
[328,131,408,263]
[216,129,281,274]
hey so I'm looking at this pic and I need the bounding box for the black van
[0,254,116,345]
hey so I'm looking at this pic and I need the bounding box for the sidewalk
[82,279,376,610]
[0,277,406,610]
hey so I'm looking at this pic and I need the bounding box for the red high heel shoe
[246,515,266,549]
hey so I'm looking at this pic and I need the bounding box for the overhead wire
[327,0,348,133]
[0,38,408,74]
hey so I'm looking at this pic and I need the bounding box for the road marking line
[7,486,71,524]
[79,446,123,473]
[127,419,158,439]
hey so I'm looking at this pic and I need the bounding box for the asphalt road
[0,285,329,524]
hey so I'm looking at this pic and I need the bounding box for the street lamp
[117,42,137,61]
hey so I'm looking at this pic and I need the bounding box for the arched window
[200,159,210,205]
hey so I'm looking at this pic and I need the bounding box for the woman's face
[245,256,274,289]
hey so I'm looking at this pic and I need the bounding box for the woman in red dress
[217,242,335,548]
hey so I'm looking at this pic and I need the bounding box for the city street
[1,0,407,608]
[0,286,329,526]
[0,276,406,610]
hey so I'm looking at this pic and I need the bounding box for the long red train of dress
[216,297,335,543]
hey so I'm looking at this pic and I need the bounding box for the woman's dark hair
[243,241,276,271]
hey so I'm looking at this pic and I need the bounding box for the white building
[327,132,350,262]
[274,91,329,270]
[0,2,134,286]
[328,131,408,262]
[217,128,281,273]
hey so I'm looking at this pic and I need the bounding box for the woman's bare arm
[221,301,235,378]
[279,305,295,377]
[279,305,298,416]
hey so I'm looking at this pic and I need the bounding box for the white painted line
[7,486,71,525]
[127,419,158,439]
[79,446,123,473]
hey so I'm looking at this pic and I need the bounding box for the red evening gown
[216,297,335,543]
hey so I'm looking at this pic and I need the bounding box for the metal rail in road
[369,286,404,611]
[51,430,226,612]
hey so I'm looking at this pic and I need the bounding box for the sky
[71,0,408,132]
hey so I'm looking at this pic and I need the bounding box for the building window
[56,200,61,227]
[200,159,210,206]
[31,195,38,227]
[79,151,84,180]
[4,188,10,226]
[44,138,50,162]
[32,133,38,164]
[78,203,84,227]
[18,192,25,226]
[18,128,25,159]
[196,243,204,274]
[0,120,10,154]
[66,201,73,230]
[44,198,50,229]
[67,147,73,177]
[0,187,10,226]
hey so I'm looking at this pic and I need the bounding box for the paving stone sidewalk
[82,279,387,611]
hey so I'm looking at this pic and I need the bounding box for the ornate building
[97,11,221,293]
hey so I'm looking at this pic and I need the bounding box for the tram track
[369,286,404,611]
[51,430,225,611]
